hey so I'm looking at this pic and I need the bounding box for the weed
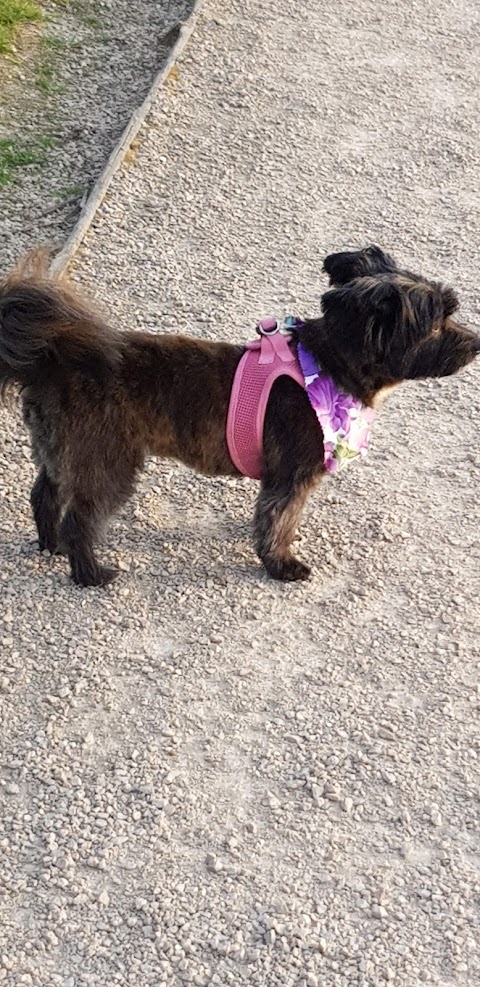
[0,137,37,185]
[0,0,42,53]
[43,34,68,51]
[82,13,99,27]
[37,134,55,149]
[36,35,66,93]
[0,134,53,185]
[53,183,84,198]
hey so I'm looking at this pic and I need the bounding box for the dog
[0,246,478,587]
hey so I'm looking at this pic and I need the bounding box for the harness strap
[226,325,304,480]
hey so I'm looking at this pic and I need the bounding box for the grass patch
[36,35,67,92]
[0,135,52,185]
[37,134,55,149]
[43,33,67,51]
[0,0,42,53]
[0,137,37,185]
[82,13,99,27]
[53,182,84,197]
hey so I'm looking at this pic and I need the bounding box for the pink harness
[226,318,303,479]
[226,316,375,479]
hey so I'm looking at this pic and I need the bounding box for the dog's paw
[265,556,312,582]
[38,537,60,555]
[95,566,119,588]
[40,543,67,557]
[71,564,119,588]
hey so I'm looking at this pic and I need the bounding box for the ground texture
[0,0,479,985]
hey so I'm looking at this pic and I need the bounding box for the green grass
[37,134,55,148]
[36,35,67,92]
[53,182,84,198]
[0,134,53,185]
[43,33,67,50]
[0,0,42,53]
[0,137,38,185]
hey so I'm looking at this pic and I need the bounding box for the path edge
[50,0,205,276]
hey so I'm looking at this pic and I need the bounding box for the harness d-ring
[256,316,279,336]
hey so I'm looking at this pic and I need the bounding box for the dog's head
[318,246,480,387]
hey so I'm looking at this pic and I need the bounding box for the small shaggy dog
[0,246,478,587]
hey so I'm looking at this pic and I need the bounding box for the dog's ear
[322,275,445,356]
[321,276,401,326]
[442,286,459,317]
[322,245,398,286]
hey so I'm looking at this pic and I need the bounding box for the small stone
[265,928,276,945]
[205,854,222,872]
[324,784,341,802]
[430,809,442,827]
[164,769,180,784]
[372,904,388,919]
[360,959,374,975]
[98,891,110,906]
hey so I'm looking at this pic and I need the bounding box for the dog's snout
[474,336,480,354]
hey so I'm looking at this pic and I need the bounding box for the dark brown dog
[0,247,478,587]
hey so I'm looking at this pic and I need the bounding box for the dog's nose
[474,336,480,353]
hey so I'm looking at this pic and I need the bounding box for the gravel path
[0,0,192,272]
[1,1,480,985]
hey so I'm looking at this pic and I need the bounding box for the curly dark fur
[0,246,478,586]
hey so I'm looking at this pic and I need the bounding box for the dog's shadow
[116,500,256,580]
[6,472,387,593]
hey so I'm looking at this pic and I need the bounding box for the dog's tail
[0,248,121,397]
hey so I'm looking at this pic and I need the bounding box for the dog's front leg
[254,475,316,582]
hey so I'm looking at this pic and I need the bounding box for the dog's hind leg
[58,450,141,588]
[59,496,118,588]
[30,467,61,554]
[254,475,316,582]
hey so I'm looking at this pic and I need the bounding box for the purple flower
[297,341,375,472]
[308,375,356,434]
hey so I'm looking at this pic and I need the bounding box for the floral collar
[284,316,375,473]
